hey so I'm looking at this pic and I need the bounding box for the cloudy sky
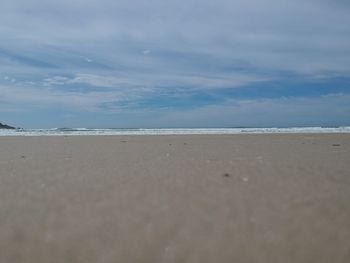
[1,0,349,128]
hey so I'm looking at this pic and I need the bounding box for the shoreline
[0,127,350,137]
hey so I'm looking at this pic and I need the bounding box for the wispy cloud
[151,94,350,128]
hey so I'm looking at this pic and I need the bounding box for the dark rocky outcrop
[0,122,16,129]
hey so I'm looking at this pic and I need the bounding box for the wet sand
[0,134,349,262]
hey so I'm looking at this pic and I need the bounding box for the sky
[0,0,350,128]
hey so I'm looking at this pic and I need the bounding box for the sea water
[1,127,350,136]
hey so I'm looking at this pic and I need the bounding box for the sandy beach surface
[0,134,349,263]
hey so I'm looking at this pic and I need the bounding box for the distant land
[0,123,15,129]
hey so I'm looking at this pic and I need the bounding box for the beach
[0,134,349,262]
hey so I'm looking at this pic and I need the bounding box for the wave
[1,127,350,136]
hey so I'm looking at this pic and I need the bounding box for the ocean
[1,127,350,136]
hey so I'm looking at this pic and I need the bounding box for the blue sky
[1,0,349,128]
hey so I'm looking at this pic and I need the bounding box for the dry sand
[0,134,349,263]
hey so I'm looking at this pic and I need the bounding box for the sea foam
[1,127,350,136]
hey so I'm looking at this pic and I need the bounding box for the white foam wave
[1,127,350,136]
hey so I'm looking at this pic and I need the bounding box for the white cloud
[66,72,270,90]
[43,76,69,86]
[68,74,131,88]
[0,84,125,111]
[84,57,93,63]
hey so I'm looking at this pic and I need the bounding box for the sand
[0,134,349,263]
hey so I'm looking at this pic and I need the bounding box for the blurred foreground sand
[0,134,349,262]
